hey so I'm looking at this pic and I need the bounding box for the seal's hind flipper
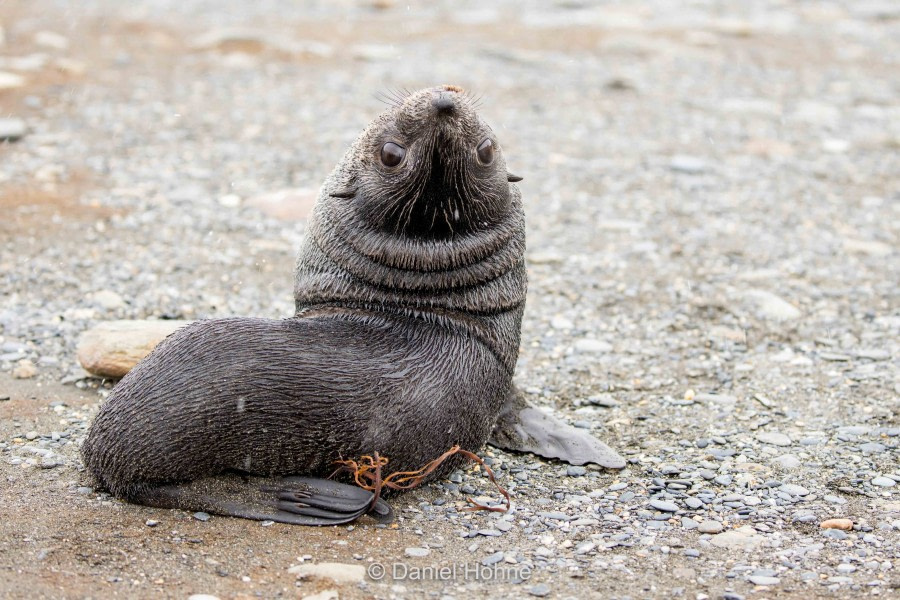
[273,477,393,524]
[489,390,626,469]
[133,474,393,526]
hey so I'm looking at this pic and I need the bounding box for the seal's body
[81,86,530,524]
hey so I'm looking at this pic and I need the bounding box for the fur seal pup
[81,85,623,526]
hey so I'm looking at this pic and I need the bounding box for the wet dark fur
[81,86,527,503]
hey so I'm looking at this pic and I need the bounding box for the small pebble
[820,518,853,530]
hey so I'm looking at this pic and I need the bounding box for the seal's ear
[507,173,523,183]
[330,188,357,199]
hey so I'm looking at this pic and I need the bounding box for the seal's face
[346,85,519,239]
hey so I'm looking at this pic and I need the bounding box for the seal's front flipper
[489,390,626,469]
[133,474,393,526]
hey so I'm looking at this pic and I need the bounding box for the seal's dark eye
[476,138,494,165]
[380,142,405,167]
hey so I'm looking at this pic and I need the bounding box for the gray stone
[476,529,502,537]
[748,575,779,585]
[528,583,551,597]
[780,483,810,496]
[650,499,679,512]
[871,477,895,487]
[538,512,572,521]
[698,520,723,534]
[685,497,704,509]
[405,547,430,557]
[574,542,595,555]
[859,442,886,453]
[588,396,619,408]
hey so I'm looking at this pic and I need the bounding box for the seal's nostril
[432,93,455,115]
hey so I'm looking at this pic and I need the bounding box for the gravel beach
[1,1,898,598]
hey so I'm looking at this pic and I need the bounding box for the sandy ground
[1,1,898,599]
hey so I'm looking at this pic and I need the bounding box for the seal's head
[335,85,521,239]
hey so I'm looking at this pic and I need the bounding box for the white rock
[0,71,25,90]
[288,562,366,583]
[92,289,126,310]
[0,118,27,141]
[190,27,332,58]
[748,575,780,585]
[791,101,840,126]
[246,188,318,221]
[550,316,573,330]
[822,139,849,153]
[34,31,69,50]
[301,591,338,600]
[744,289,801,321]
[773,454,801,469]
[218,194,242,207]
[669,155,707,174]
[756,432,792,447]
[709,526,764,551]
[843,238,892,257]
[573,339,613,354]
[351,44,398,61]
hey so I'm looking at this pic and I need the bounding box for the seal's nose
[432,92,456,116]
